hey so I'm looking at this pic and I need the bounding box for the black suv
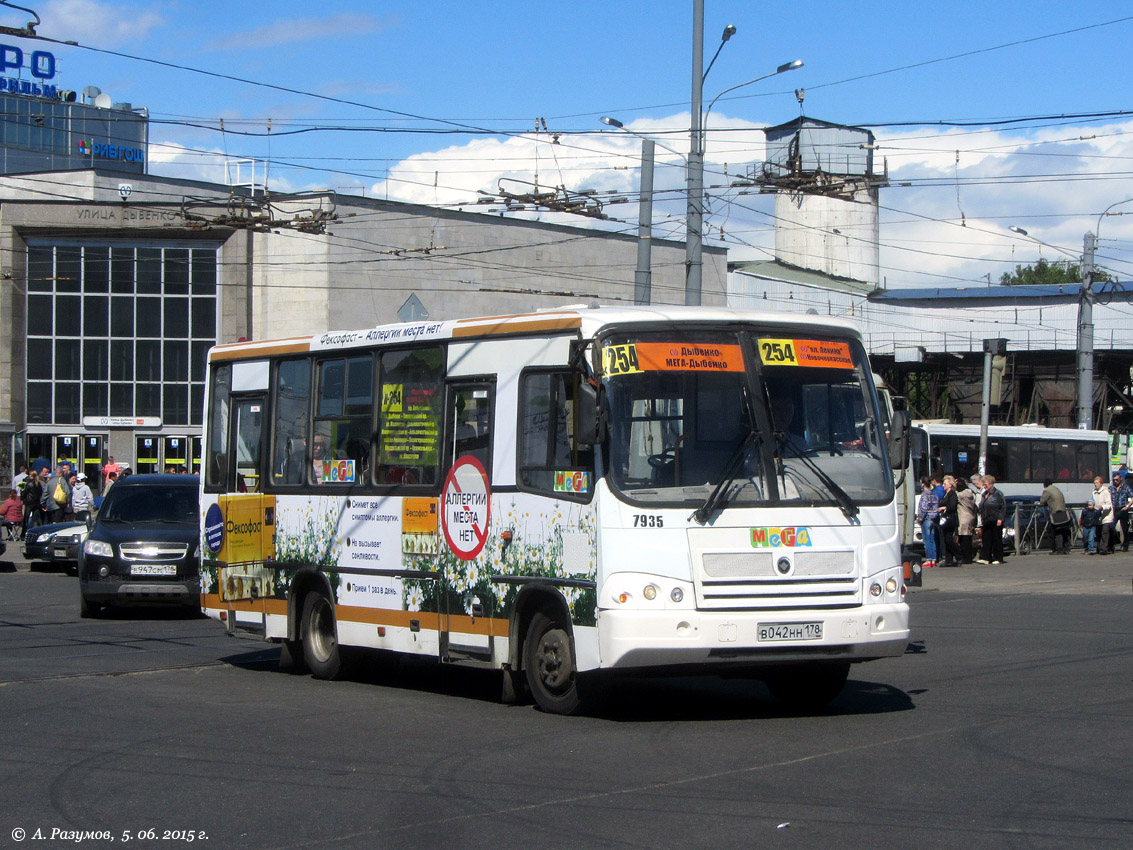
[79,474,200,617]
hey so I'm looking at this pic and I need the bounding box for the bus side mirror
[575,379,606,446]
[888,410,911,470]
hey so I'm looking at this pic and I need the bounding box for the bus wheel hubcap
[536,629,571,691]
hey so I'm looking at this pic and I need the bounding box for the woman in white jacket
[1092,476,1114,555]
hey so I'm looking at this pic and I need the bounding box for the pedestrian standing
[20,469,42,533]
[1080,500,1100,554]
[917,477,940,568]
[1092,476,1114,555]
[1039,479,1072,554]
[937,475,962,566]
[978,475,1007,564]
[1109,472,1132,552]
[956,480,978,563]
[70,473,94,522]
[101,455,120,485]
[43,469,69,523]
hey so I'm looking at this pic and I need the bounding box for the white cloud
[202,13,391,51]
[38,0,165,46]
[145,106,1133,289]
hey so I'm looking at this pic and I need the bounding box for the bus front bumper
[597,603,909,670]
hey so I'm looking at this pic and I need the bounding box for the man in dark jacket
[20,470,43,534]
[978,475,1007,564]
[1039,479,1072,554]
[1110,472,1133,552]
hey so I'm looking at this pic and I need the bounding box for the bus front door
[217,396,276,636]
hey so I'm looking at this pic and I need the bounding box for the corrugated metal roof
[870,283,1133,304]
[729,259,876,295]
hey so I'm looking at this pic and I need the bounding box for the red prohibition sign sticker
[441,455,491,561]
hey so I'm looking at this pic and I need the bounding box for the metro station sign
[82,416,163,428]
[0,43,58,98]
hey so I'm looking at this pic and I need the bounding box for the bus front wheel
[524,612,582,715]
[301,592,342,680]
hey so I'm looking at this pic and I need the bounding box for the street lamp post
[686,0,707,306]
[685,3,802,305]
[1011,201,1133,429]
[601,116,688,305]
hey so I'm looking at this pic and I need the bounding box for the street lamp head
[721,24,737,42]
[776,60,804,74]
[1009,225,1029,236]
[600,116,623,129]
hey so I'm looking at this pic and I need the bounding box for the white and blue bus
[912,422,1110,505]
[199,306,910,713]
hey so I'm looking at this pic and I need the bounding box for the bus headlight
[886,578,899,594]
[870,582,883,597]
[642,584,657,601]
[670,587,684,603]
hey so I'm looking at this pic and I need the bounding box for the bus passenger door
[218,395,276,636]
[440,381,495,664]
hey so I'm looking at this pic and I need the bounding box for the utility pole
[634,138,655,305]
[978,338,1008,475]
[1077,232,1096,430]
[685,0,705,306]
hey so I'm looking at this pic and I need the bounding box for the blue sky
[8,0,1133,288]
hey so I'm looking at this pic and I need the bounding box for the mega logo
[750,527,813,548]
[554,470,590,493]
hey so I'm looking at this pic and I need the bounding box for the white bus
[199,306,910,714]
[912,422,1110,504]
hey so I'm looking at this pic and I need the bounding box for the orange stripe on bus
[209,339,312,361]
[202,594,506,635]
[452,316,581,338]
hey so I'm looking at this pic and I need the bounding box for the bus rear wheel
[764,661,850,711]
[524,612,583,715]
[301,592,342,680]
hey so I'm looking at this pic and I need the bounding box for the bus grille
[696,550,860,610]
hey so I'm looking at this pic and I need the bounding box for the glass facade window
[24,242,219,426]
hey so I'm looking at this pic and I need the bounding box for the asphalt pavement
[915,544,1133,596]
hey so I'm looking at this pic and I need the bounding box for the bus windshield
[602,328,892,509]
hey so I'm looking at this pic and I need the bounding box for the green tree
[1000,258,1112,286]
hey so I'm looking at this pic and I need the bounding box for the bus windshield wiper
[779,437,859,520]
[690,430,759,526]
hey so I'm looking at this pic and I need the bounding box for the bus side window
[517,370,594,499]
[449,384,493,471]
[205,364,231,491]
[272,358,311,487]
[233,398,264,493]
[314,355,373,485]
[376,346,444,487]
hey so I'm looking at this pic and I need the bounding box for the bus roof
[913,421,1109,441]
[208,304,865,362]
